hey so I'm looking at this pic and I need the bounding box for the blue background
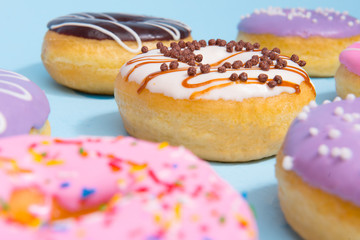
[1,0,359,239]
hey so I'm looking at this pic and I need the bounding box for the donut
[237,7,360,77]
[41,13,192,95]
[0,135,257,239]
[335,42,360,98]
[114,39,316,162]
[276,95,360,240]
[0,69,50,137]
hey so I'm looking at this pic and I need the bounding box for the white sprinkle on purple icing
[346,93,356,101]
[328,128,341,139]
[282,156,294,170]
[283,97,360,206]
[318,144,329,155]
[334,106,344,115]
[309,100,318,108]
[333,96,342,102]
[309,127,319,136]
[238,7,360,38]
[297,112,308,121]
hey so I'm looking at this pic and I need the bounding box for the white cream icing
[0,72,32,101]
[120,45,312,101]
[0,112,6,134]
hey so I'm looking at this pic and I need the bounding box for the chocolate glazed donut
[48,13,192,53]
[41,12,192,94]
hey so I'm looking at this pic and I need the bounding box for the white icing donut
[120,45,312,101]
[115,41,316,162]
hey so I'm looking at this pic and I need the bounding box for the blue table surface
[1,0,359,239]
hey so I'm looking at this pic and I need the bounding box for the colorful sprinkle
[81,188,96,199]
[158,142,169,149]
[46,159,64,166]
[60,182,70,188]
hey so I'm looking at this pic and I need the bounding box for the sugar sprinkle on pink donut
[0,135,257,240]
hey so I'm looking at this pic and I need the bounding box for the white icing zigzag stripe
[0,112,6,134]
[0,71,30,82]
[50,22,143,53]
[0,79,32,101]
[50,13,189,53]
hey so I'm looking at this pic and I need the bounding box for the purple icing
[0,69,50,137]
[238,7,360,38]
[283,96,360,206]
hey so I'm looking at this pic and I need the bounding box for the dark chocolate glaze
[47,13,191,42]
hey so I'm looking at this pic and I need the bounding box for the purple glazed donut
[0,69,50,137]
[276,95,360,240]
[236,7,360,77]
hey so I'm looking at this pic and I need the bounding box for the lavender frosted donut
[276,95,360,240]
[237,7,360,77]
[335,42,360,98]
[0,69,50,137]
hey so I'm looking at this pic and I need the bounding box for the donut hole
[5,187,116,224]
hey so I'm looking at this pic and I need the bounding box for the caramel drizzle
[125,60,172,81]
[126,55,164,65]
[188,76,300,100]
[124,52,312,100]
[137,67,187,93]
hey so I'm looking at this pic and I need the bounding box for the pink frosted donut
[335,42,360,97]
[0,135,257,240]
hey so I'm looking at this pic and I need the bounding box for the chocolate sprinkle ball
[258,74,268,83]
[195,54,203,62]
[229,73,238,81]
[160,63,168,71]
[259,61,270,71]
[290,54,299,62]
[141,46,149,53]
[208,39,216,45]
[156,42,163,49]
[267,80,277,88]
[239,72,248,81]
[298,60,306,67]
[169,61,179,70]
[223,62,232,69]
[232,60,243,69]
[155,39,305,86]
[200,64,211,74]
[218,66,226,73]
[187,67,196,76]
[274,75,283,84]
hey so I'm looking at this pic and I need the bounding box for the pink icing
[339,41,360,76]
[0,135,257,240]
